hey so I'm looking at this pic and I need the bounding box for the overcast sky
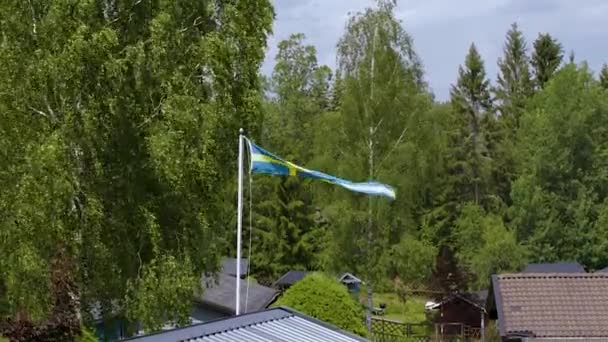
[261,0,608,100]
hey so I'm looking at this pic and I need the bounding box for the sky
[262,0,608,101]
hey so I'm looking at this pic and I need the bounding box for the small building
[430,291,488,337]
[521,261,585,273]
[487,272,608,341]
[122,306,371,342]
[220,257,249,278]
[274,270,308,290]
[92,258,272,341]
[193,272,279,321]
[339,272,363,293]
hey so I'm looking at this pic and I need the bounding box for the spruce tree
[450,43,493,207]
[600,64,608,89]
[531,33,564,89]
[252,177,324,285]
[495,23,533,124]
[492,23,533,205]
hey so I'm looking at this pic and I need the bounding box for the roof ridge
[203,312,296,337]
[498,272,608,279]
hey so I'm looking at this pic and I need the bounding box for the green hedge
[273,272,366,336]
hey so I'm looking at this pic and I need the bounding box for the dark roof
[221,257,249,278]
[274,270,308,287]
[123,306,370,342]
[339,272,363,284]
[490,273,608,338]
[431,290,488,311]
[471,290,488,304]
[522,262,585,273]
[199,273,278,314]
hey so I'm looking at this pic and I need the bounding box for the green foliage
[2,0,608,336]
[0,0,273,331]
[266,33,332,160]
[252,177,325,284]
[325,0,439,288]
[600,64,608,89]
[511,64,608,269]
[76,327,99,342]
[389,237,436,288]
[492,23,533,205]
[495,22,533,123]
[531,33,564,89]
[454,203,527,288]
[274,273,367,336]
[449,43,493,208]
[427,44,496,251]
[126,255,197,332]
[369,293,427,323]
[251,33,330,284]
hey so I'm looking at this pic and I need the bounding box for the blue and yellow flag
[246,138,396,200]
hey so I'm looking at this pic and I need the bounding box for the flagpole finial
[239,128,244,135]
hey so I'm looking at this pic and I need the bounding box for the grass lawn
[371,292,427,323]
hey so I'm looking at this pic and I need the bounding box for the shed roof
[123,306,370,342]
[522,262,585,273]
[339,272,363,284]
[221,258,249,278]
[274,270,308,287]
[490,273,608,339]
[430,290,488,311]
[199,273,278,314]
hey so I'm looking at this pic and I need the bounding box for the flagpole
[236,128,244,315]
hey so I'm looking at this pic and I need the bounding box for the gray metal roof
[199,273,278,314]
[522,262,585,273]
[123,307,370,342]
[221,258,249,278]
[274,270,308,287]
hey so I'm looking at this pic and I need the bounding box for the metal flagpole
[236,128,244,315]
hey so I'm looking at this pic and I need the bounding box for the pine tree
[600,64,608,89]
[252,177,324,285]
[492,23,533,205]
[450,43,493,207]
[531,33,564,89]
[495,23,533,125]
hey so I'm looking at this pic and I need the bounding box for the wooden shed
[430,291,488,337]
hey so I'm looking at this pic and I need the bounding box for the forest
[1,0,608,336]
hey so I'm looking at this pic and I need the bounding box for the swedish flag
[246,138,396,200]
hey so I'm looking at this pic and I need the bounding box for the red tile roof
[492,273,608,338]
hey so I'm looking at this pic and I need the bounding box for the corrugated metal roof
[124,307,370,342]
[192,316,361,342]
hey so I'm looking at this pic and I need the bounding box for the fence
[371,318,483,342]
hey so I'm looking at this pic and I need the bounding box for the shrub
[273,272,366,336]
[76,326,99,342]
